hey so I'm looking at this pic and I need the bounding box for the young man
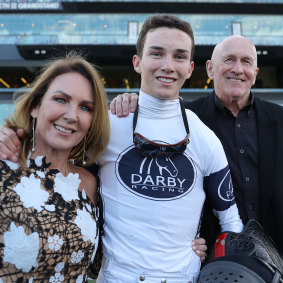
[96,15,243,282]
[0,15,243,282]
[110,35,283,256]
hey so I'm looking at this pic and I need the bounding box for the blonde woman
[0,53,110,282]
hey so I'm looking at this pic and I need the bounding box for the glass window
[0,14,282,46]
[1,0,282,3]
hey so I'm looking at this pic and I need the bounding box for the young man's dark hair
[136,14,195,60]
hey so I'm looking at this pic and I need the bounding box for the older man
[110,35,283,255]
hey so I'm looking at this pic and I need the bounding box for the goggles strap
[179,97,190,134]
[133,103,139,132]
[133,97,190,135]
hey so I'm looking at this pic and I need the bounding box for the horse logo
[116,145,196,200]
[139,155,178,177]
[218,170,235,202]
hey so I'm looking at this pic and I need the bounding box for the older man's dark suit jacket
[185,92,283,255]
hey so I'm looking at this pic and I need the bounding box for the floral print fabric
[0,157,99,282]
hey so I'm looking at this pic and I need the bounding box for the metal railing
[1,88,283,103]
[1,88,283,125]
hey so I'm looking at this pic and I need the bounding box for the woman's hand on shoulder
[192,238,207,263]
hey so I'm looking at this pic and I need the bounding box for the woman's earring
[82,136,86,165]
[31,116,36,152]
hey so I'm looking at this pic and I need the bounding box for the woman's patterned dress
[0,156,100,283]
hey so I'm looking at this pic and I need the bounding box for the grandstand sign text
[0,2,62,10]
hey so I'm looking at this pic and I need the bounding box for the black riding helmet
[198,220,283,283]
[198,255,282,283]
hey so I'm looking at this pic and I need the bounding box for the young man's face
[133,27,194,100]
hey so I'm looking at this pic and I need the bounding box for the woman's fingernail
[12,156,17,162]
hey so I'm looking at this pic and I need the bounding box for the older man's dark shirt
[213,92,260,224]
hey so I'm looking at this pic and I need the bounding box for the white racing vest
[97,92,243,280]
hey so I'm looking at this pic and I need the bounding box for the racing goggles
[133,132,190,158]
[133,97,190,158]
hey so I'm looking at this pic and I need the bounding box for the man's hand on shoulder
[0,126,24,161]
[110,93,139,117]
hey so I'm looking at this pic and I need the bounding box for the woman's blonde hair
[6,52,110,166]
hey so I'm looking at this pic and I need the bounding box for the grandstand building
[0,0,283,122]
